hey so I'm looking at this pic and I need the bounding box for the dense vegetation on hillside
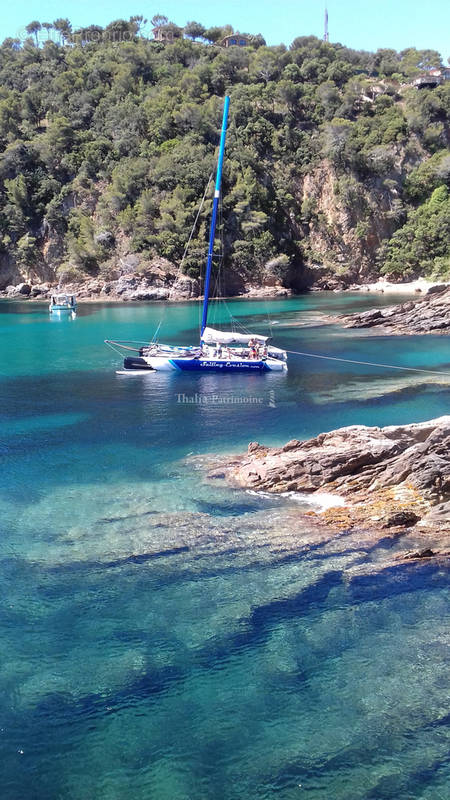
[0,15,449,291]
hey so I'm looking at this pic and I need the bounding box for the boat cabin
[49,294,77,311]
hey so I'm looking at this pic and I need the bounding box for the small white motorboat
[49,293,77,314]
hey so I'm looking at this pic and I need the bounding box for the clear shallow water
[0,294,449,800]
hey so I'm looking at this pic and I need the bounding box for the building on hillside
[429,67,450,78]
[152,25,181,43]
[413,74,442,88]
[220,33,251,48]
[412,67,450,88]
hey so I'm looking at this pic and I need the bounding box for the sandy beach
[352,278,450,294]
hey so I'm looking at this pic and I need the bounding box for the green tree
[16,233,37,268]
[250,47,281,83]
[26,21,41,46]
[382,185,450,277]
[130,15,147,35]
[74,25,103,46]
[203,26,227,44]
[53,18,72,44]
[42,23,53,40]
[151,14,169,28]
[104,19,136,42]
[404,150,450,200]
[184,21,206,41]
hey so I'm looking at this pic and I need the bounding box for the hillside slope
[0,20,449,296]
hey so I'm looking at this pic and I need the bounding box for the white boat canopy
[202,327,269,345]
[52,294,75,304]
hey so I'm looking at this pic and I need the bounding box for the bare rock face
[216,418,450,545]
[231,418,449,496]
[300,160,398,283]
[0,253,21,289]
[339,287,450,335]
[6,282,31,296]
[128,287,170,301]
[30,284,50,297]
[168,276,200,300]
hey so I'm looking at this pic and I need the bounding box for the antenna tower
[324,7,329,42]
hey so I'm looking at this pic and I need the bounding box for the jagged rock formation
[338,285,450,334]
[210,417,450,554]
[0,253,292,301]
[299,159,405,285]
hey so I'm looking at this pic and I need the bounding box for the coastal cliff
[209,417,450,559]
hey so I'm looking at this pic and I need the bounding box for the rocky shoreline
[207,417,450,562]
[336,285,450,335]
[0,253,293,304]
[0,278,292,304]
[1,267,447,307]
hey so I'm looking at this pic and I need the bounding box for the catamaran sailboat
[106,97,287,374]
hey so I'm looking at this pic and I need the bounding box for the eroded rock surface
[211,417,450,557]
[338,286,450,335]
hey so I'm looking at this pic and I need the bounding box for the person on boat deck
[227,347,232,359]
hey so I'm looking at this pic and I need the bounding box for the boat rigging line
[105,339,449,377]
[179,172,214,273]
[284,349,450,377]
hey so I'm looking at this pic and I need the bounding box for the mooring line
[285,349,450,377]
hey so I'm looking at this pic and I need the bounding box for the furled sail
[201,327,269,345]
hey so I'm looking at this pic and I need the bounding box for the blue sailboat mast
[200,96,230,338]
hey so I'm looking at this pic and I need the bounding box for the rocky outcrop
[0,252,22,290]
[338,286,450,334]
[4,282,32,297]
[0,255,202,303]
[0,261,292,303]
[211,417,450,556]
[168,275,200,300]
[241,284,291,298]
[299,158,407,284]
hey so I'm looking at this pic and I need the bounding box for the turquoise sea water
[0,293,449,800]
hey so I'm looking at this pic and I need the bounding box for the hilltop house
[412,67,450,88]
[220,33,251,48]
[152,24,182,43]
